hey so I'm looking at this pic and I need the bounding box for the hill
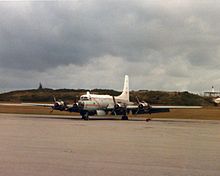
[0,88,213,106]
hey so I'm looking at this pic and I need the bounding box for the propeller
[112,96,117,115]
[50,108,54,113]
[50,96,57,113]
[111,96,127,116]
[135,96,141,114]
[71,96,80,112]
[136,96,140,104]
[73,96,77,104]
[53,96,56,102]
[51,96,67,112]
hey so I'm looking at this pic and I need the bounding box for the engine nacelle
[132,101,152,114]
[111,103,127,115]
[138,102,150,110]
[96,110,106,116]
[114,103,125,109]
[53,101,67,111]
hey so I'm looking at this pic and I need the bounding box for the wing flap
[151,106,202,109]
[0,103,54,108]
[126,105,202,114]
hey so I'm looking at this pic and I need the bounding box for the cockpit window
[80,96,90,101]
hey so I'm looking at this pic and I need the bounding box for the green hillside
[0,88,214,106]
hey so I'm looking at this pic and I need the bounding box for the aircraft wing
[0,103,73,108]
[22,103,54,107]
[126,105,202,109]
[150,106,202,109]
[126,105,202,114]
[20,103,73,108]
[150,105,202,113]
[0,103,54,107]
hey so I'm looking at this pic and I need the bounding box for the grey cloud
[1,1,220,92]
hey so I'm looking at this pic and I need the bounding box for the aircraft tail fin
[116,75,129,102]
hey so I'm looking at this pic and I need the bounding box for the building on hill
[204,86,220,97]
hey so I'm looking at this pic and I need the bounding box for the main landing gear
[81,110,129,121]
[121,109,128,120]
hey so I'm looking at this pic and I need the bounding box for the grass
[144,108,220,120]
[0,105,76,116]
[0,105,220,120]
[0,89,213,106]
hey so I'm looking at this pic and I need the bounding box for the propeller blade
[112,110,117,116]
[111,96,117,115]
[53,96,56,102]
[73,97,77,104]
[112,96,116,105]
[136,96,140,104]
[135,109,139,114]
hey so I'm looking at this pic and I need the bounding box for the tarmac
[0,113,220,176]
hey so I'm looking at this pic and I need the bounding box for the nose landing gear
[81,111,89,120]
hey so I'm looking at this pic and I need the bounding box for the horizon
[0,86,205,95]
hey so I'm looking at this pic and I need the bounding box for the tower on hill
[38,82,43,90]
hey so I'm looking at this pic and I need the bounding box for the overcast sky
[0,0,220,93]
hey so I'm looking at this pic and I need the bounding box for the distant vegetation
[0,88,214,106]
[130,90,213,106]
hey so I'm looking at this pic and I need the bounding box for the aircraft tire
[121,115,128,120]
[83,112,89,121]
[146,118,151,122]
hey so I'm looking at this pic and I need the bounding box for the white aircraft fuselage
[79,94,131,111]
[78,75,131,112]
[214,97,220,104]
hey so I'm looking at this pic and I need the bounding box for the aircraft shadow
[13,114,147,121]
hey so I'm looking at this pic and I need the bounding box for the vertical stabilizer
[116,75,129,102]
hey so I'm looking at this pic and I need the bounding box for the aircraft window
[80,96,89,101]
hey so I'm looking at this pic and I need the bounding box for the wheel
[146,118,151,122]
[121,115,128,120]
[83,112,89,120]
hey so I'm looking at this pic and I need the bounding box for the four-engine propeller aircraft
[22,75,201,121]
